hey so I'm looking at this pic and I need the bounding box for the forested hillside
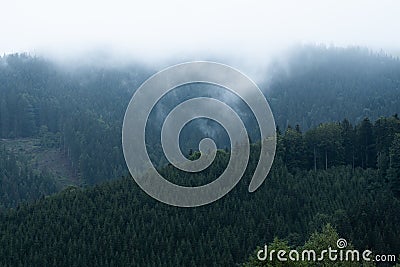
[4,0,400,265]
[0,54,148,186]
[269,46,400,129]
[1,46,400,191]
[1,116,400,266]
[0,145,57,210]
[1,48,400,267]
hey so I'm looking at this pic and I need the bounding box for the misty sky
[1,0,399,62]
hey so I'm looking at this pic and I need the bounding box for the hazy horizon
[1,1,399,64]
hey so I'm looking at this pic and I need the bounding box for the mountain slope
[1,46,400,206]
[1,117,400,266]
[268,46,400,129]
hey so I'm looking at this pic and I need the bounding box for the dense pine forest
[1,46,400,188]
[1,117,400,266]
[1,46,400,266]
[0,146,57,209]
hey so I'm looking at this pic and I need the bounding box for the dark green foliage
[0,47,400,266]
[279,115,400,183]
[0,145,400,266]
[388,134,400,198]
[0,146,57,209]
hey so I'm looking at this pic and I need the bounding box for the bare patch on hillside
[0,138,81,187]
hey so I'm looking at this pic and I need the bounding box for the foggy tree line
[268,45,400,130]
[1,47,400,186]
[0,48,400,266]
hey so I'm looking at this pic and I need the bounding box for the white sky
[1,0,399,63]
